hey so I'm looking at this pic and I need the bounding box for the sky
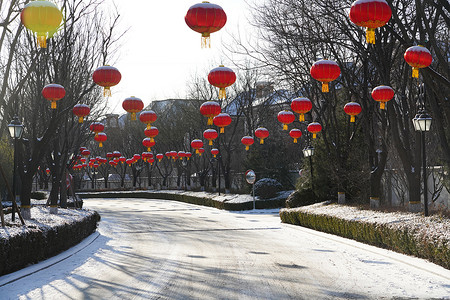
[103,0,258,115]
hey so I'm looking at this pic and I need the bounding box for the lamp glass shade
[8,117,24,138]
[303,145,315,157]
[417,113,432,132]
[412,114,421,132]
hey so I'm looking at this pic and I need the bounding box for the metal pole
[309,156,314,191]
[218,156,221,195]
[12,137,17,222]
[422,131,428,216]
[252,183,255,210]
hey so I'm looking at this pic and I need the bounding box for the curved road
[2,198,450,299]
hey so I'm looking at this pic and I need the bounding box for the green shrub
[30,191,47,200]
[254,178,282,199]
[285,189,318,208]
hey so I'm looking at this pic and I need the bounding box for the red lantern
[126,159,133,166]
[310,60,341,93]
[133,154,141,161]
[113,151,121,158]
[148,158,155,165]
[185,152,192,160]
[106,152,114,159]
[213,113,232,133]
[170,151,178,160]
[92,66,121,97]
[203,129,218,146]
[119,156,126,163]
[139,110,157,129]
[89,122,104,137]
[185,2,227,48]
[241,136,254,151]
[344,102,362,123]
[404,46,432,78]
[211,148,219,158]
[45,168,50,175]
[156,153,164,162]
[42,84,65,109]
[191,139,204,155]
[291,97,312,122]
[307,122,322,139]
[81,149,90,157]
[95,132,107,147]
[208,65,236,99]
[371,85,394,109]
[289,129,302,143]
[178,151,186,160]
[72,104,90,123]
[144,126,159,142]
[123,96,144,121]
[255,127,269,144]
[198,148,205,156]
[349,0,392,44]
[277,111,295,130]
[142,137,156,151]
[200,101,221,125]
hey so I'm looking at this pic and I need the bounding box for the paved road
[2,198,450,299]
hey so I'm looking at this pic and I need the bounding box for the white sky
[104,0,257,114]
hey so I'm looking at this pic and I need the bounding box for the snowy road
[1,198,450,299]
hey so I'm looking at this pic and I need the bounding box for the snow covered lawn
[281,202,450,269]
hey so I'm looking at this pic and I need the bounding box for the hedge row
[280,209,450,270]
[78,191,285,210]
[0,211,100,276]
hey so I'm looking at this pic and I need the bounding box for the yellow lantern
[21,0,63,48]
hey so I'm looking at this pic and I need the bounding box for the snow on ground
[0,207,96,240]
[283,202,450,245]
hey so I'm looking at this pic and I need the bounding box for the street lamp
[302,145,315,190]
[8,116,24,222]
[412,110,432,216]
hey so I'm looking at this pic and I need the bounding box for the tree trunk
[60,169,68,209]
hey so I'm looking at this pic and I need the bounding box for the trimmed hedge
[78,191,285,211]
[0,211,100,276]
[280,209,450,270]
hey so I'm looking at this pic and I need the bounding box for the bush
[30,191,47,200]
[254,178,282,199]
[285,189,318,208]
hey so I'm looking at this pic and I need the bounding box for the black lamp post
[302,145,315,190]
[412,110,432,216]
[8,116,24,222]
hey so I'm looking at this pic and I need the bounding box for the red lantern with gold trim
[404,46,432,78]
[95,132,107,148]
[203,129,218,146]
[255,127,269,144]
[211,148,219,158]
[185,152,192,160]
[198,148,205,156]
[92,66,121,97]
[185,1,227,48]
[156,153,164,162]
[241,136,254,151]
[144,126,159,142]
[213,113,232,133]
[191,139,204,155]
[344,102,362,123]
[208,65,236,99]
[371,85,394,109]
[291,97,312,121]
[349,0,392,44]
[123,96,144,121]
[72,104,90,123]
[289,129,302,143]
[42,84,65,109]
[142,137,155,151]
[277,110,295,130]
[307,122,322,139]
[310,60,341,93]
[139,110,157,129]
[200,101,221,125]
[89,122,104,138]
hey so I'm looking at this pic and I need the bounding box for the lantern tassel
[365,28,375,44]
[283,124,288,131]
[201,33,211,48]
[213,154,217,158]
[412,68,419,78]
[380,102,386,110]
[300,114,305,122]
[294,138,298,143]
[78,117,84,123]
[350,116,356,123]
[321,83,329,93]
[99,142,103,148]
[313,133,317,139]
[209,140,213,146]
[219,88,226,99]
[37,34,47,48]
[95,132,99,138]
[220,127,224,134]
[207,117,213,125]
[199,152,202,156]
[103,87,112,97]
[131,112,136,121]
[260,139,264,144]
[147,124,151,130]
[150,138,154,143]
[51,101,57,109]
